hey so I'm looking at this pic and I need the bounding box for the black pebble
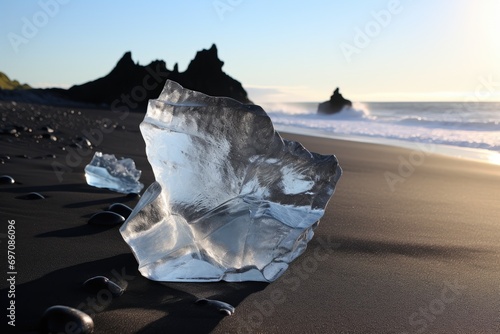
[83,276,124,297]
[126,192,141,199]
[195,298,235,316]
[39,305,94,334]
[0,175,15,185]
[107,203,133,219]
[41,126,55,133]
[71,136,92,149]
[42,133,58,141]
[17,192,45,200]
[88,211,125,225]
[0,128,14,135]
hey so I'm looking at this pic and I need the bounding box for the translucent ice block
[120,80,342,282]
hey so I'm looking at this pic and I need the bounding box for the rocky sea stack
[317,87,352,114]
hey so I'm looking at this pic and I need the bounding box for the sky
[0,0,499,103]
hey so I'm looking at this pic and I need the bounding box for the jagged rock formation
[317,87,352,114]
[60,51,168,106]
[0,44,251,107]
[59,44,251,106]
[180,45,250,103]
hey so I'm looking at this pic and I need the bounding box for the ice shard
[120,80,342,282]
[84,152,144,194]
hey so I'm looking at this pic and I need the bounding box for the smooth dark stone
[107,203,133,219]
[1,125,25,135]
[195,298,235,316]
[42,133,58,141]
[70,142,83,149]
[83,276,124,297]
[72,136,92,149]
[39,305,94,334]
[34,154,57,159]
[88,211,125,225]
[17,192,45,200]
[0,175,15,185]
[46,154,57,159]
[0,127,17,135]
[41,126,55,133]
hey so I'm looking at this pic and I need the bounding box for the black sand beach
[1,102,499,333]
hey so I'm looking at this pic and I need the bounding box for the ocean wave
[265,102,375,120]
[262,101,500,154]
[396,116,500,131]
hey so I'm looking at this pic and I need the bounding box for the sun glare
[488,153,500,166]
[474,0,500,56]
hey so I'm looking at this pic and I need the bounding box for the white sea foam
[262,101,500,164]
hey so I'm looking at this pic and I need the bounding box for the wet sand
[1,102,499,333]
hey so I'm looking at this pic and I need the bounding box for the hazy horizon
[1,0,499,104]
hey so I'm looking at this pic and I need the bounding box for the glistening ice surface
[120,80,342,282]
[84,152,144,194]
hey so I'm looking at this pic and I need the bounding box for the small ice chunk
[84,152,144,194]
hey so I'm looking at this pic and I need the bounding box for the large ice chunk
[120,80,342,282]
[85,152,144,194]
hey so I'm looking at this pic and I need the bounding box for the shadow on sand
[5,253,267,334]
